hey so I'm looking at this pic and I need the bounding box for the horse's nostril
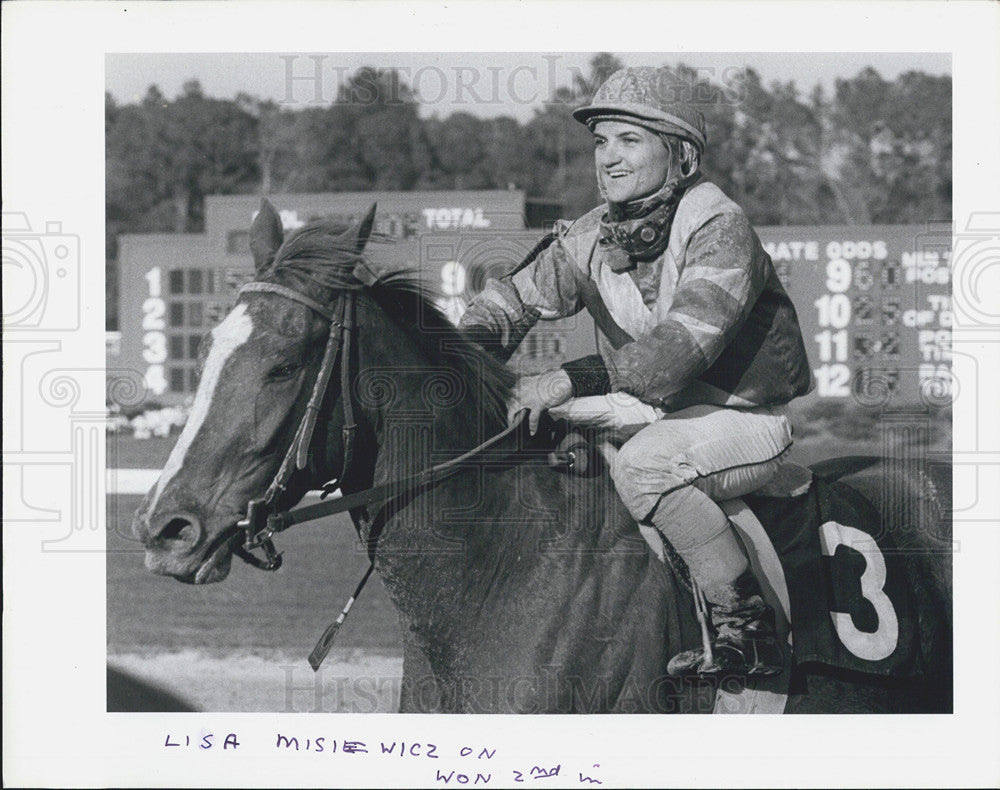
[158,516,201,546]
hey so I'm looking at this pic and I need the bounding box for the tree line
[106,54,951,329]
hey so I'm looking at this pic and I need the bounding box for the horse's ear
[250,198,284,274]
[350,202,378,253]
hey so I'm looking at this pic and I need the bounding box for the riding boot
[667,567,786,677]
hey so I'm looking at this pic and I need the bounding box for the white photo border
[3,2,998,787]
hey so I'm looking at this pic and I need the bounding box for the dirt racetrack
[108,650,403,712]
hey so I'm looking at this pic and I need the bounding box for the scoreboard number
[814,364,851,397]
[825,258,853,293]
[142,266,168,396]
[814,293,852,329]
[814,330,848,363]
[143,365,168,397]
[141,298,166,330]
[434,261,468,326]
[141,331,166,364]
[440,260,466,296]
[144,267,162,298]
[813,284,853,397]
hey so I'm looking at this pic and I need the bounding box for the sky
[105,51,951,121]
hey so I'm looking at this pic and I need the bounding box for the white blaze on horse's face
[148,303,254,513]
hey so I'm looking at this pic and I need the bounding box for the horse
[132,201,952,713]
[107,665,198,712]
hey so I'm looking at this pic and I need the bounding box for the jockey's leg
[646,483,783,675]
[609,404,792,676]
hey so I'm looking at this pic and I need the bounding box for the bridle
[233,279,526,667]
[234,281,360,572]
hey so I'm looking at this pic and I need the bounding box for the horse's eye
[267,362,300,381]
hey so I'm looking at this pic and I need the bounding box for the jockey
[458,66,813,677]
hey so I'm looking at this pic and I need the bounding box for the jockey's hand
[507,368,574,436]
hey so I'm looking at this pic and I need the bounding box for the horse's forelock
[267,220,368,291]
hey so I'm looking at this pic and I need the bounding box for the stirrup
[667,633,786,678]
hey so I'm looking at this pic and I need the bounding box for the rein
[234,280,526,668]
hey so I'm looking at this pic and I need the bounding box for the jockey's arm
[458,230,584,361]
[459,230,588,433]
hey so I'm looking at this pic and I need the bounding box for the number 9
[440,261,466,297]
[826,259,852,293]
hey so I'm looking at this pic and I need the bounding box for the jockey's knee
[693,454,785,501]
[610,434,690,523]
[609,407,790,525]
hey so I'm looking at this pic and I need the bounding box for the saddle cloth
[626,455,922,679]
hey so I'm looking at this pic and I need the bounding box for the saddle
[541,419,921,681]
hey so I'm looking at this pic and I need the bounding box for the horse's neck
[367,398,500,627]
[372,393,503,482]
[368,400,692,672]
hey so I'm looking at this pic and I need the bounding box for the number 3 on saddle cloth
[549,429,921,678]
[739,473,921,677]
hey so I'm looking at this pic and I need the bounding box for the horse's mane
[369,274,515,428]
[267,220,514,428]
